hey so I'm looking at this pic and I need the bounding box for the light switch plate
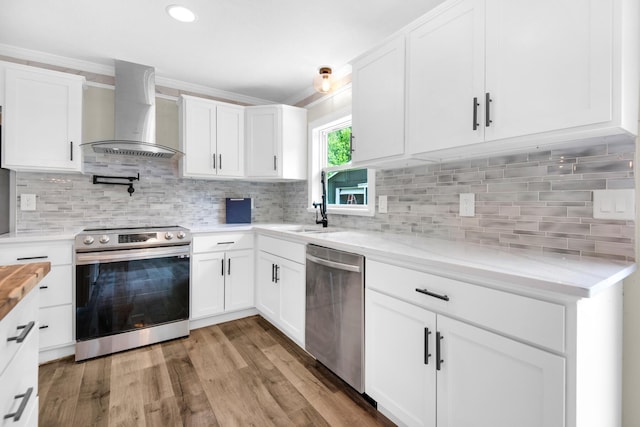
[379,195,388,213]
[21,194,36,211]
[460,193,475,217]
[593,189,635,220]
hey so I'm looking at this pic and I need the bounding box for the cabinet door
[436,315,565,427]
[39,305,72,349]
[255,251,280,320]
[216,104,244,177]
[182,98,216,177]
[246,107,280,177]
[3,66,83,172]
[407,0,484,154]
[484,0,613,141]
[224,249,254,312]
[191,252,225,319]
[352,35,405,163]
[365,289,436,427]
[278,257,305,345]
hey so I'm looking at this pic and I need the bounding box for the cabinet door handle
[228,258,231,275]
[350,133,355,153]
[273,155,277,171]
[39,325,49,330]
[3,387,33,422]
[39,285,48,289]
[415,288,450,302]
[212,154,216,170]
[17,255,48,261]
[436,332,444,371]
[221,259,225,276]
[472,97,479,130]
[70,141,74,161]
[424,327,432,365]
[485,92,492,127]
[219,154,222,170]
[274,264,280,284]
[7,321,35,343]
[271,263,275,282]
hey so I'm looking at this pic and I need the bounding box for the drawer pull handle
[16,255,48,261]
[415,288,450,302]
[436,332,444,371]
[39,325,49,330]
[39,285,48,289]
[7,321,35,343]
[3,387,33,421]
[217,241,235,245]
[424,327,432,365]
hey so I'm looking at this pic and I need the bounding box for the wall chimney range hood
[82,60,183,159]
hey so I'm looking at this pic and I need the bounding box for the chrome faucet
[313,171,328,228]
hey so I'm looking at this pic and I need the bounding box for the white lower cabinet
[191,233,254,320]
[255,235,305,346]
[0,288,39,427]
[0,240,74,363]
[365,260,566,427]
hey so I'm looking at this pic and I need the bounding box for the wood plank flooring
[39,316,394,427]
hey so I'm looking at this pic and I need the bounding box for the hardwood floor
[39,316,394,426]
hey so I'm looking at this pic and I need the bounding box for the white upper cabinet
[1,62,84,172]
[482,0,616,141]
[387,0,637,160]
[406,0,484,153]
[245,104,307,179]
[179,95,244,178]
[352,35,406,164]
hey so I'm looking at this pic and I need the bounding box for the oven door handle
[76,245,190,265]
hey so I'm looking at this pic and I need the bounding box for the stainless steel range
[75,225,191,361]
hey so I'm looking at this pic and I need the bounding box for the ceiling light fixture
[166,5,197,23]
[313,67,334,94]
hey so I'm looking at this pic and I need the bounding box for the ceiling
[0,0,443,105]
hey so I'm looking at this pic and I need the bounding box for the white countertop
[2,223,635,298]
[251,224,636,299]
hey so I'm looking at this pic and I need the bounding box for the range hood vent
[83,60,183,159]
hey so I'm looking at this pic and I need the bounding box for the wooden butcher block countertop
[0,262,50,321]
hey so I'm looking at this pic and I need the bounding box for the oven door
[75,245,190,342]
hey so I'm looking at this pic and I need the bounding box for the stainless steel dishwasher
[305,244,365,392]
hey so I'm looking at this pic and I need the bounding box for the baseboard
[39,343,75,364]
[189,308,259,330]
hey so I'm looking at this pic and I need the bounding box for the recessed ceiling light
[166,5,197,23]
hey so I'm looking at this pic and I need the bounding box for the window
[308,112,375,217]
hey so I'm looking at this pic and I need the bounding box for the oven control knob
[83,236,95,245]
[177,231,186,240]
[165,232,174,240]
[99,235,110,244]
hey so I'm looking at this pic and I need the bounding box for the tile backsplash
[285,140,636,261]
[15,140,635,261]
[15,152,286,231]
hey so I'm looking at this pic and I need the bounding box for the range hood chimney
[83,60,183,159]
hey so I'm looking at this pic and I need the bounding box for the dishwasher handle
[306,253,361,273]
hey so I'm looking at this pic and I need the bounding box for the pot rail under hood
[82,60,183,159]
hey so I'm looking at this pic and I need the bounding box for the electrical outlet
[459,193,475,217]
[21,194,36,211]
[379,195,388,213]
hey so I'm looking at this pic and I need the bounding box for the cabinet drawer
[39,305,73,349]
[258,235,305,264]
[0,318,38,427]
[193,232,253,253]
[0,289,38,377]
[38,265,72,308]
[367,260,565,352]
[0,242,72,266]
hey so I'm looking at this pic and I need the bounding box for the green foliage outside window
[327,127,352,166]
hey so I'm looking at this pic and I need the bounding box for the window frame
[307,111,375,217]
